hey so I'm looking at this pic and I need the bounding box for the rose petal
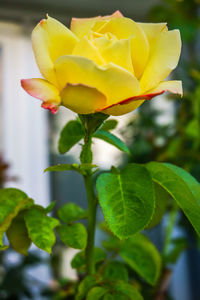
[72,36,105,65]
[70,16,103,39]
[140,29,181,93]
[70,11,123,38]
[61,83,107,114]
[54,55,140,106]
[100,37,134,74]
[21,78,60,113]
[32,15,78,85]
[100,80,182,116]
[137,22,167,46]
[98,17,150,78]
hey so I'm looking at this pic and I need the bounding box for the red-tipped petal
[98,80,182,116]
[21,78,61,114]
[41,102,59,114]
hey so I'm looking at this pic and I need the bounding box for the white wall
[0,22,49,207]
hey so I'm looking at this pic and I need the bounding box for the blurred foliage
[121,0,200,298]
[124,0,200,177]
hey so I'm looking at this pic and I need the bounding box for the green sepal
[24,207,60,254]
[57,223,87,249]
[58,203,88,224]
[96,164,155,239]
[79,113,109,135]
[58,120,84,154]
[120,234,161,286]
[93,130,130,154]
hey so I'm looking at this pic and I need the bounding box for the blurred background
[0,0,200,299]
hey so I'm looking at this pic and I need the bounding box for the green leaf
[120,234,161,285]
[44,201,56,214]
[58,203,87,224]
[0,188,33,246]
[103,261,128,282]
[146,162,200,236]
[111,281,143,300]
[93,130,130,154]
[96,164,155,239]
[101,119,118,132]
[146,182,168,229]
[71,251,85,270]
[45,163,98,176]
[71,247,106,269]
[57,223,87,249]
[76,275,98,300]
[6,211,31,255]
[87,287,108,300]
[58,120,84,154]
[24,208,59,253]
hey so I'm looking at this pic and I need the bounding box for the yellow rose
[21,11,182,116]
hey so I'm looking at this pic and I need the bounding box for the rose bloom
[21,11,182,116]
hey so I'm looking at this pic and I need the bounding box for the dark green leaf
[71,251,85,270]
[103,261,128,281]
[75,275,98,300]
[146,182,168,229]
[58,203,87,224]
[71,247,106,269]
[0,188,33,247]
[111,281,143,300]
[101,119,118,132]
[24,208,59,253]
[87,287,108,300]
[146,162,200,236]
[44,201,56,214]
[6,211,31,255]
[96,164,155,239]
[45,163,98,175]
[58,120,84,154]
[120,234,161,285]
[57,223,87,249]
[93,130,130,154]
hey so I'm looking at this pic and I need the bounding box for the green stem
[81,132,97,275]
[84,175,97,274]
